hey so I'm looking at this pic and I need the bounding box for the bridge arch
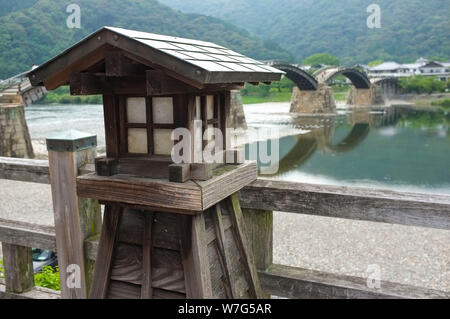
[315,67,371,89]
[325,123,370,153]
[272,63,318,91]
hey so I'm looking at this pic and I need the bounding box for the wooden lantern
[28,26,283,299]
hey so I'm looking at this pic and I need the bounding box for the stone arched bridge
[268,62,398,113]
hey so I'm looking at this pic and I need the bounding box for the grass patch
[431,98,450,109]
[34,266,61,291]
[241,91,292,104]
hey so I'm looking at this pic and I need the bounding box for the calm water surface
[25,102,450,195]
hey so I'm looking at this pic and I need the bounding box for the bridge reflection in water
[245,105,450,194]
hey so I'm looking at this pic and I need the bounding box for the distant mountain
[160,0,450,64]
[0,0,292,78]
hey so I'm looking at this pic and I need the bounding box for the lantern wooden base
[89,194,263,299]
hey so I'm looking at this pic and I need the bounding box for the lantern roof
[28,26,284,89]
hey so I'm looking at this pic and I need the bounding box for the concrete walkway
[0,179,448,292]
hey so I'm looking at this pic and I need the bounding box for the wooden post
[46,130,102,299]
[241,208,273,271]
[242,207,273,298]
[1,243,34,293]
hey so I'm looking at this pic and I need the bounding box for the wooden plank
[0,280,60,299]
[110,243,143,285]
[259,264,450,299]
[1,243,34,293]
[179,214,212,298]
[77,173,203,213]
[227,194,264,298]
[200,162,258,210]
[0,218,55,251]
[0,156,49,184]
[117,209,180,250]
[141,212,154,299]
[211,205,234,298]
[152,248,185,293]
[89,205,122,299]
[240,180,450,230]
[153,288,185,299]
[69,73,112,95]
[48,146,102,299]
[105,51,147,77]
[107,280,141,299]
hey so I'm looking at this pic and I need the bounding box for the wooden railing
[0,155,449,299]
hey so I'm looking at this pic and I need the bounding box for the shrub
[34,266,61,291]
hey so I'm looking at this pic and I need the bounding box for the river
[25,102,450,195]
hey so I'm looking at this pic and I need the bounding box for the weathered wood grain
[89,205,122,299]
[141,212,154,299]
[259,264,450,299]
[179,214,212,298]
[211,205,234,298]
[0,218,56,251]
[117,209,181,250]
[0,156,49,184]
[1,243,34,293]
[152,248,185,294]
[227,194,264,298]
[77,173,203,212]
[199,162,258,210]
[242,209,273,271]
[240,179,450,230]
[0,279,60,299]
[107,280,141,299]
[110,243,143,285]
[48,147,102,299]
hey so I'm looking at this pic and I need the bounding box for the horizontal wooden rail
[239,179,450,230]
[2,228,448,299]
[259,264,449,299]
[0,219,56,251]
[0,157,49,184]
[2,157,450,230]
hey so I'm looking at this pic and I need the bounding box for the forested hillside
[0,0,291,78]
[161,0,450,64]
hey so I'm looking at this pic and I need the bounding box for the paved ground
[0,179,448,292]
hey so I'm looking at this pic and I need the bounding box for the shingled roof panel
[28,26,284,87]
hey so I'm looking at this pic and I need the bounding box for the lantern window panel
[153,129,174,156]
[127,128,148,154]
[126,97,147,124]
[152,97,174,124]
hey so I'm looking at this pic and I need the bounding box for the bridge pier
[290,84,336,113]
[346,84,384,106]
[0,104,34,158]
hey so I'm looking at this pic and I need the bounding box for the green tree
[303,53,339,66]
[399,76,446,94]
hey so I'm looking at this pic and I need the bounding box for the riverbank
[37,85,350,105]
